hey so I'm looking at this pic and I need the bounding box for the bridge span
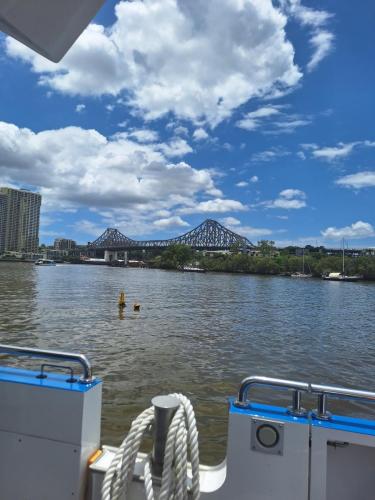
[88,219,254,261]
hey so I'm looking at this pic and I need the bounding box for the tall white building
[0,187,41,254]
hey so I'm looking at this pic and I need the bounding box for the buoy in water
[118,291,126,308]
[133,303,141,312]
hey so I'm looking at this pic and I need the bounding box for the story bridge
[88,219,254,260]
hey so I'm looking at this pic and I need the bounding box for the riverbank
[151,247,375,281]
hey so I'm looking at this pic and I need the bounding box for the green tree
[257,240,276,257]
[160,245,193,269]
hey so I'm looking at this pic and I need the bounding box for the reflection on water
[0,262,375,463]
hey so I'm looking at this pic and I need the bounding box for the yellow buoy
[118,291,126,308]
[133,303,141,312]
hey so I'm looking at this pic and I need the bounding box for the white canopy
[0,0,105,62]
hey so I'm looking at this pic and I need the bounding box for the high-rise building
[54,238,76,251]
[0,187,41,254]
[0,193,7,254]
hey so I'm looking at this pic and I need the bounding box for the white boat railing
[0,344,93,383]
[236,375,375,420]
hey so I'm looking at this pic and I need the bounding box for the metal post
[288,390,307,417]
[151,395,180,477]
[316,394,331,420]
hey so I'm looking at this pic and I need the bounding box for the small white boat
[323,272,362,282]
[35,259,56,266]
[181,266,206,273]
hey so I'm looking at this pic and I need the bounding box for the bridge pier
[104,250,128,265]
[104,250,118,262]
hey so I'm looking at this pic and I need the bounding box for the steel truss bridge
[88,219,254,251]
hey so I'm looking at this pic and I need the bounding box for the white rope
[101,393,200,500]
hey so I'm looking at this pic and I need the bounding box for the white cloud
[5,0,301,127]
[180,198,247,214]
[153,216,189,229]
[279,188,306,199]
[128,129,159,143]
[307,30,335,72]
[220,217,241,226]
[0,121,220,220]
[157,138,193,158]
[251,147,290,162]
[258,188,307,210]
[236,105,283,131]
[73,220,106,238]
[312,142,358,162]
[336,171,375,189]
[75,104,86,113]
[237,105,311,134]
[220,217,274,240]
[305,141,375,162]
[173,126,189,137]
[236,181,248,188]
[281,0,334,72]
[193,128,209,141]
[250,176,259,183]
[235,225,273,238]
[321,221,375,240]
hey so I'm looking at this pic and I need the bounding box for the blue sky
[0,0,374,247]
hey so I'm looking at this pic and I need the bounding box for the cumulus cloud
[193,128,209,141]
[220,217,241,226]
[5,0,302,127]
[153,216,189,229]
[321,221,375,240]
[257,188,307,210]
[250,176,259,183]
[128,129,159,143]
[0,121,222,219]
[236,181,248,188]
[179,198,247,215]
[336,171,375,189]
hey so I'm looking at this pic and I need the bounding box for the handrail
[311,383,375,402]
[235,375,375,420]
[236,376,309,416]
[311,383,375,420]
[0,344,93,383]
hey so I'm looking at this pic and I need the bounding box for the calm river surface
[0,262,375,462]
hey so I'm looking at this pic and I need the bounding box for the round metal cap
[256,424,279,448]
[152,395,180,410]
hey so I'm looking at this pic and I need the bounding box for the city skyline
[0,1,374,248]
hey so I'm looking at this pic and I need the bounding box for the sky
[0,0,374,247]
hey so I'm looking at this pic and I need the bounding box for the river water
[0,262,374,463]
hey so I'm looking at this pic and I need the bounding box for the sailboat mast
[342,238,345,274]
[302,249,305,274]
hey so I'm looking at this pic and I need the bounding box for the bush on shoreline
[150,245,375,280]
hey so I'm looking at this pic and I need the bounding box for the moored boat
[181,266,206,273]
[323,272,362,282]
[291,249,312,278]
[35,259,56,266]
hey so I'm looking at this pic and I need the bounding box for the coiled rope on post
[101,393,200,500]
